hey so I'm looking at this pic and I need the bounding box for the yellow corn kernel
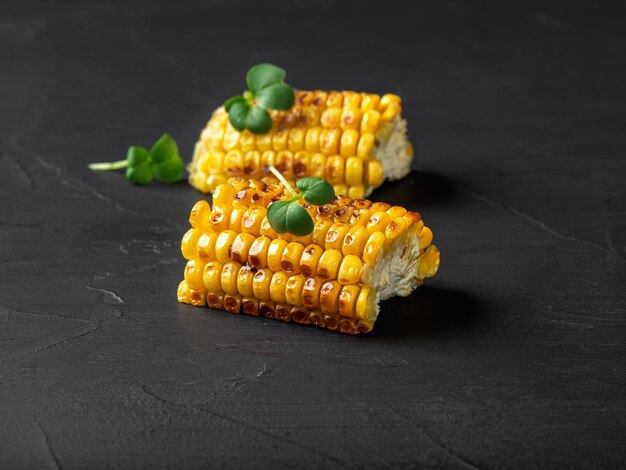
[419,226,433,249]
[402,211,421,227]
[285,275,305,305]
[309,153,326,178]
[177,280,190,303]
[338,285,360,318]
[236,265,255,297]
[243,150,261,177]
[366,160,384,187]
[320,107,342,128]
[370,202,391,212]
[360,94,380,111]
[317,248,342,280]
[190,171,209,193]
[280,242,305,274]
[302,106,321,126]
[325,222,350,250]
[223,294,242,313]
[340,107,362,130]
[326,91,343,108]
[208,204,232,233]
[417,245,440,279]
[385,217,408,241]
[387,206,407,220]
[356,286,376,321]
[288,128,305,152]
[341,225,369,256]
[189,200,211,230]
[337,255,363,285]
[343,92,361,108]
[339,129,359,157]
[312,219,333,246]
[363,232,386,264]
[274,150,294,180]
[189,288,206,307]
[228,206,246,232]
[184,259,205,290]
[252,268,272,300]
[241,207,266,237]
[382,102,401,122]
[196,231,219,261]
[348,185,365,199]
[414,220,425,237]
[325,155,345,185]
[379,93,401,110]
[220,261,241,295]
[239,132,255,153]
[272,129,289,151]
[181,228,202,260]
[233,187,255,207]
[304,127,321,152]
[344,157,364,186]
[356,133,375,158]
[360,109,381,134]
[247,236,271,268]
[267,238,289,272]
[406,142,414,157]
[260,150,276,171]
[299,244,324,277]
[203,261,224,293]
[231,232,256,264]
[206,291,224,309]
[332,204,354,224]
[319,281,341,314]
[253,132,270,152]
[259,217,278,239]
[224,150,244,177]
[206,151,224,175]
[320,129,342,156]
[206,175,227,193]
[212,184,236,206]
[269,271,289,303]
[302,276,323,309]
[222,125,240,151]
[215,230,237,263]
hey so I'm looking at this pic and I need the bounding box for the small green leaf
[245,106,273,134]
[127,146,150,166]
[247,63,285,93]
[297,177,336,205]
[126,164,153,185]
[267,201,314,236]
[267,200,290,233]
[256,83,295,111]
[153,156,184,183]
[225,95,245,111]
[228,100,251,131]
[150,133,178,164]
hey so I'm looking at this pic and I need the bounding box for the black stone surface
[1,1,625,468]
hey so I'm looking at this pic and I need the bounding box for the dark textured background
[1,1,625,468]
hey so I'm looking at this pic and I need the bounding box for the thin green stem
[88,160,129,171]
[269,165,298,197]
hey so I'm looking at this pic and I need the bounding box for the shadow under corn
[369,169,461,207]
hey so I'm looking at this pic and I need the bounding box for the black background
[1,1,625,468]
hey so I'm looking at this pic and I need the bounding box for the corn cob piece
[188,90,414,198]
[177,178,439,334]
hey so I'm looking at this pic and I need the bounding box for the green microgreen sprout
[224,63,295,134]
[88,133,184,185]
[266,165,335,236]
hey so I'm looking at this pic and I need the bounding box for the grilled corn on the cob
[177,178,439,334]
[188,91,413,198]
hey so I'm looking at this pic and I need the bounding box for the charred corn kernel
[402,211,421,227]
[385,217,408,241]
[366,160,384,187]
[382,102,401,122]
[417,245,440,279]
[304,127,321,152]
[224,294,242,313]
[181,228,202,260]
[325,156,344,184]
[340,107,362,130]
[184,259,205,290]
[212,184,237,206]
[356,133,375,158]
[189,200,211,230]
[261,150,276,171]
[243,150,261,177]
[221,261,241,295]
[419,226,433,248]
[177,281,190,303]
[320,108,342,128]
[340,318,357,334]
[312,219,333,246]
[270,271,289,303]
[203,261,224,292]
[291,307,310,324]
[340,129,359,157]
[302,106,320,126]
[285,275,305,305]
[363,232,386,264]
[356,286,376,321]
[275,303,292,322]
[350,208,371,226]
[387,206,407,220]
[320,281,341,314]
[207,292,225,309]
[224,150,244,176]
[252,269,272,300]
[229,206,246,232]
[360,110,381,134]
[345,157,364,186]
[274,150,293,180]
[259,299,276,318]
[231,233,256,264]
[248,236,271,268]
[236,266,255,297]
[241,297,260,316]
[338,285,360,318]
[288,128,305,152]
[333,205,355,223]
[308,153,326,178]
[196,231,219,261]
[215,230,237,263]
[233,187,254,206]
[281,242,305,274]
[360,94,380,111]
[189,288,206,307]
[317,248,342,279]
[302,276,323,309]
[341,225,369,256]
[267,239,289,272]
[326,91,343,108]
[319,129,341,155]
[241,207,266,237]
[348,185,365,199]
[300,244,324,277]
[293,151,310,178]
[325,223,350,250]
[338,255,363,285]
